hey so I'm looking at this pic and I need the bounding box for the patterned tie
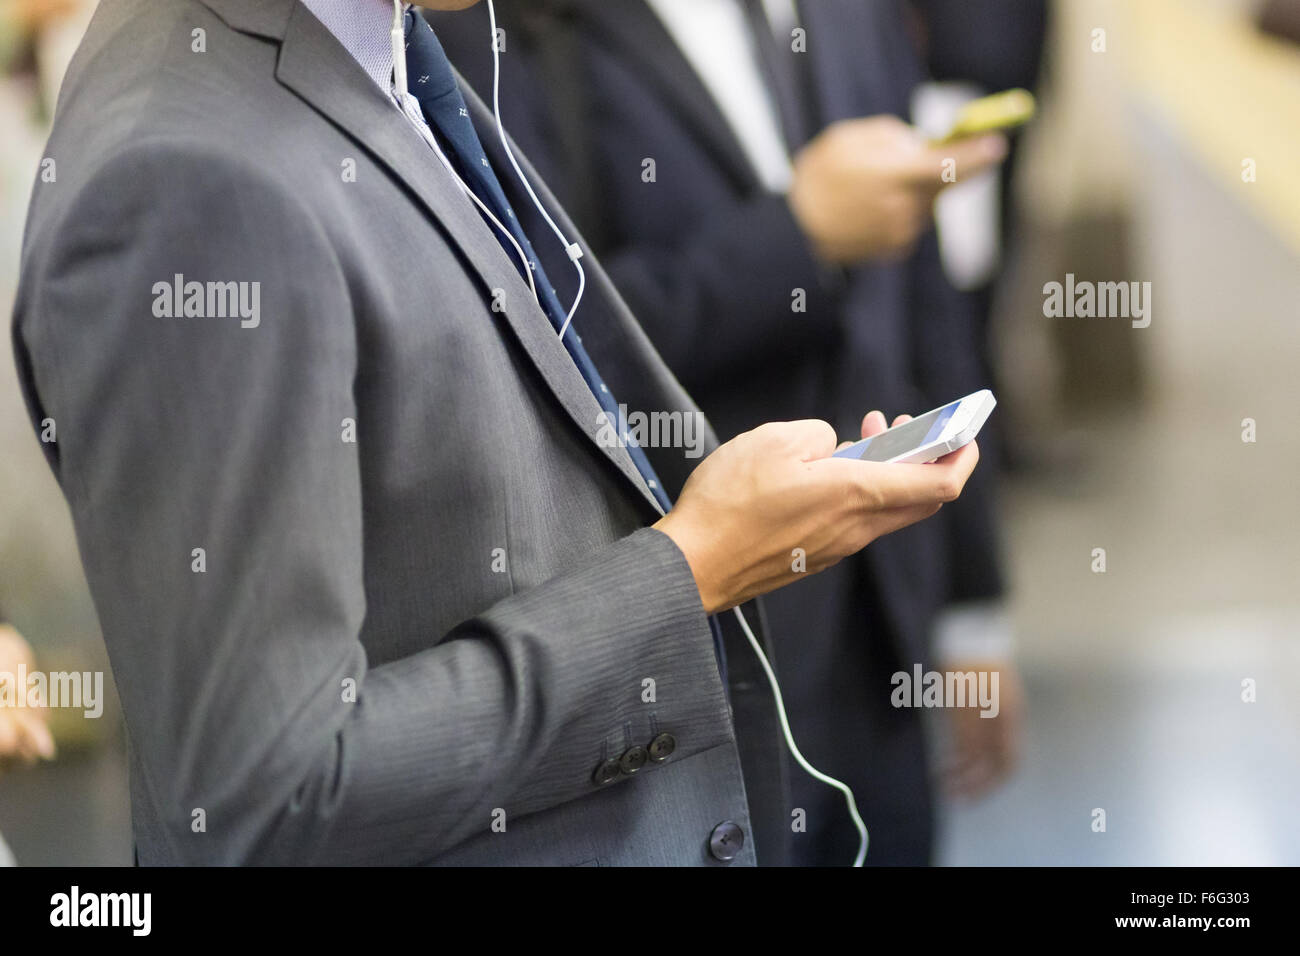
[402,12,674,514]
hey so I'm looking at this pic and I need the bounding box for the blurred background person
[432,0,1025,865]
[0,616,56,866]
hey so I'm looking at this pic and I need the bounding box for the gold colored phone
[932,88,1036,144]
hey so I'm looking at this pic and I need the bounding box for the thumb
[773,419,839,461]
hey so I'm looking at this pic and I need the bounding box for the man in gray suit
[11,0,978,865]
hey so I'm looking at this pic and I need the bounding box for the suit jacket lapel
[199,0,667,514]
[797,0,844,122]
[799,0,905,121]
[569,0,760,196]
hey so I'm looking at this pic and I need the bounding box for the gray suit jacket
[12,0,790,865]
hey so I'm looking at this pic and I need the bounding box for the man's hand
[654,412,978,614]
[787,115,1007,264]
[0,624,55,770]
[943,657,1025,799]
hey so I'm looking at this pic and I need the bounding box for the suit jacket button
[648,732,676,762]
[592,757,622,786]
[708,821,745,863]
[619,745,648,774]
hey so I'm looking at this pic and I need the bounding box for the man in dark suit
[433,0,1022,864]
[10,0,980,865]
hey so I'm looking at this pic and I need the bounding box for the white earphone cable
[391,0,539,303]
[486,0,586,339]
[732,605,869,867]
[429,135,540,304]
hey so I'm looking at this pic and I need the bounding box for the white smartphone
[832,389,996,463]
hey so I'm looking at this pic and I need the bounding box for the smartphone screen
[836,401,959,462]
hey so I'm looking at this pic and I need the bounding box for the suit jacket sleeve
[13,143,732,865]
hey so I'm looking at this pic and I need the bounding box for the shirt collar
[301,0,405,93]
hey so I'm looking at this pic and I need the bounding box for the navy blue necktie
[403,13,672,513]
[401,13,729,680]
